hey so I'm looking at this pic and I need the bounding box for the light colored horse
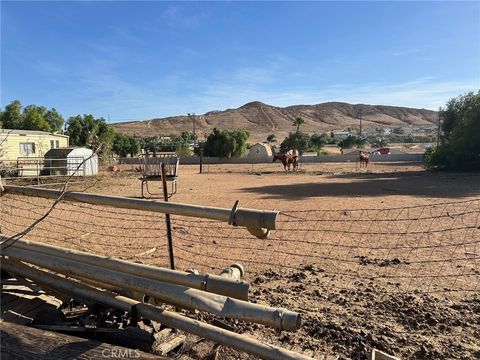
[359,151,370,167]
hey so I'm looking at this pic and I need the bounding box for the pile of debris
[1,237,312,360]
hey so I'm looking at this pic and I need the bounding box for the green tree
[112,133,129,157]
[310,133,329,155]
[0,100,64,132]
[0,100,23,129]
[280,131,310,155]
[65,114,115,158]
[22,105,51,132]
[128,136,141,157]
[368,137,388,148]
[44,108,64,132]
[113,133,141,157]
[179,131,197,142]
[292,117,305,132]
[171,134,191,156]
[203,128,250,158]
[338,135,367,149]
[175,141,192,157]
[426,91,480,171]
[266,134,276,145]
[140,136,176,153]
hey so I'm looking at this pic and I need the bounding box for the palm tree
[266,134,276,145]
[293,117,305,132]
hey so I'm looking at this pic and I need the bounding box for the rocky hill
[112,101,438,143]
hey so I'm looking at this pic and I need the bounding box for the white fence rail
[119,153,424,165]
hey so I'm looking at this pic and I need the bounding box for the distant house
[247,143,273,160]
[331,131,350,141]
[0,129,69,161]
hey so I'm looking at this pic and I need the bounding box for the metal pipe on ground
[2,247,300,331]
[220,263,244,281]
[3,185,278,238]
[7,238,249,300]
[69,275,149,304]
[1,259,313,360]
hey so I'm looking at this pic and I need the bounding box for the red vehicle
[373,147,390,155]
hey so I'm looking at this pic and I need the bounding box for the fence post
[161,162,175,270]
[36,158,40,186]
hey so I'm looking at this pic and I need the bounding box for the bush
[0,164,19,177]
[425,91,480,171]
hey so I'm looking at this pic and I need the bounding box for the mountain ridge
[112,101,438,142]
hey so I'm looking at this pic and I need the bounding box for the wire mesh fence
[1,192,478,295]
[1,190,479,358]
[173,199,480,295]
[0,192,170,264]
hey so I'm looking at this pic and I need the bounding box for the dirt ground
[73,161,480,208]
[2,162,480,359]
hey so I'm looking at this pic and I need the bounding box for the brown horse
[273,154,298,171]
[359,151,370,167]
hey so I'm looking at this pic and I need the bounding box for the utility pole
[358,108,363,136]
[188,113,196,140]
[436,107,442,147]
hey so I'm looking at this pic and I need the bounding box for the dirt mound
[244,266,480,359]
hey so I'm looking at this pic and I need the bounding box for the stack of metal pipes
[1,237,314,360]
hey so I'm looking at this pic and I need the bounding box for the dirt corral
[1,162,479,359]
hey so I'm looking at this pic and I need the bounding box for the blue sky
[1,1,479,122]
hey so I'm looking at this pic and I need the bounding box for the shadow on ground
[241,171,480,200]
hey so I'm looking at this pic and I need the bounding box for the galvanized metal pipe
[3,185,278,234]
[1,259,313,360]
[220,263,245,281]
[3,247,300,331]
[5,238,249,300]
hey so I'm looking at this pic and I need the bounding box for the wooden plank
[154,327,172,341]
[32,325,121,333]
[3,311,37,326]
[1,294,18,306]
[1,280,64,325]
[0,321,166,359]
[2,296,41,317]
[2,298,47,324]
[3,280,70,305]
[156,335,185,356]
[2,285,40,299]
